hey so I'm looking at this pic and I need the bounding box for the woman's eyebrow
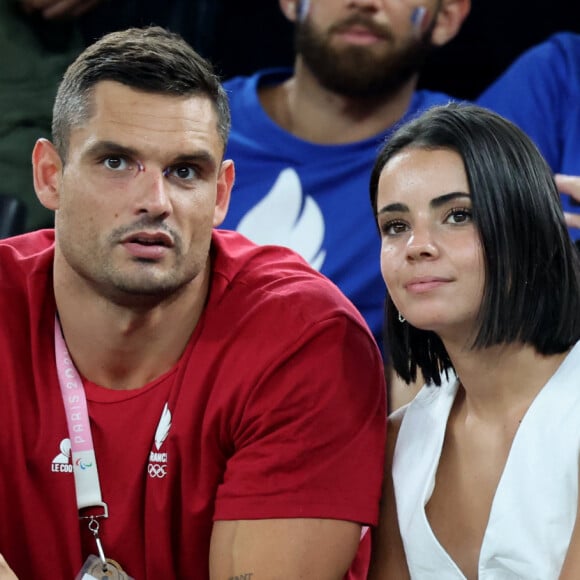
[377,191,470,216]
[430,191,471,208]
[377,202,408,215]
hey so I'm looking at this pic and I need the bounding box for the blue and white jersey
[223,48,580,345]
[222,69,454,344]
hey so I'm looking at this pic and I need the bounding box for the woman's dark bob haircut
[370,103,580,386]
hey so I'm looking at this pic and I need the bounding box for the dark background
[80,0,580,100]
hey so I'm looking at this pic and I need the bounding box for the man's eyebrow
[377,191,471,215]
[170,151,217,171]
[83,141,218,171]
[83,140,140,159]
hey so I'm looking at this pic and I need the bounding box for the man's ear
[279,0,298,22]
[213,159,235,227]
[32,138,63,211]
[431,0,471,47]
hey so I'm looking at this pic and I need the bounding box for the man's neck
[54,260,210,391]
[259,59,419,144]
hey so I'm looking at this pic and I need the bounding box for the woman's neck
[446,342,569,421]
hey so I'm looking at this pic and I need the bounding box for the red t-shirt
[0,229,386,579]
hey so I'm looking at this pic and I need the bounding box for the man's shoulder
[223,68,293,94]
[505,32,580,71]
[210,229,369,328]
[479,32,580,101]
[0,230,54,326]
[0,229,55,276]
[211,228,341,295]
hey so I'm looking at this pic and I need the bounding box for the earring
[398,312,406,323]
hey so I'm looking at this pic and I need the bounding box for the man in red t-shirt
[0,27,385,579]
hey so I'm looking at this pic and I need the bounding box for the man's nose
[134,166,173,218]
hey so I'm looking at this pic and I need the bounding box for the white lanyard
[54,316,107,514]
[54,316,109,566]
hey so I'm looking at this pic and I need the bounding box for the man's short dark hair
[370,103,580,385]
[52,26,231,160]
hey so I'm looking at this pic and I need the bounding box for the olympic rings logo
[148,463,167,478]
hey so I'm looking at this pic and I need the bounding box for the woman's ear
[32,138,63,211]
[430,0,471,47]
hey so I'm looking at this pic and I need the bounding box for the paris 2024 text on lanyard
[55,317,134,580]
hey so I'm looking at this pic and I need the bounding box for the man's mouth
[124,232,174,248]
[332,17,390,42]
[121,231,175,260]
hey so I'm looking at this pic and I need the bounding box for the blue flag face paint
[410,6,428,36]
[298,0,310,22]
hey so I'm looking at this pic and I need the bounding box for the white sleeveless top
[393,341,580,579]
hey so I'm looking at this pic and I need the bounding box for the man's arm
[209,313,386,579]
[367,411,409,580]
[210,518,361,579]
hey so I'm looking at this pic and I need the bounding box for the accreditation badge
[76,554,135,580]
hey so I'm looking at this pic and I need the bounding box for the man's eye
[103,156,129,171]
[167,165,197,180]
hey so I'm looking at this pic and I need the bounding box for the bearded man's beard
[295,14,435,99]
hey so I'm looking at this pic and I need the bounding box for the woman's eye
[446,208,472,224]
[381,220,408,236]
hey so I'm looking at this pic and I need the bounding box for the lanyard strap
[54,316,108,518]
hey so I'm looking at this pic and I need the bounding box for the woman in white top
[367,104,580,580]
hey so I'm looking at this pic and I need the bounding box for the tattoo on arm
[228,574,254,580]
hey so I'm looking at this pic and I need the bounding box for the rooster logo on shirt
[237,168,327,270]
[148,403,171,479]
[154,403,172,450]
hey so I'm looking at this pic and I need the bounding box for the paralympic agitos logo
[75,458,94,470]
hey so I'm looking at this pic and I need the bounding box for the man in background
[221,0,470,347]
